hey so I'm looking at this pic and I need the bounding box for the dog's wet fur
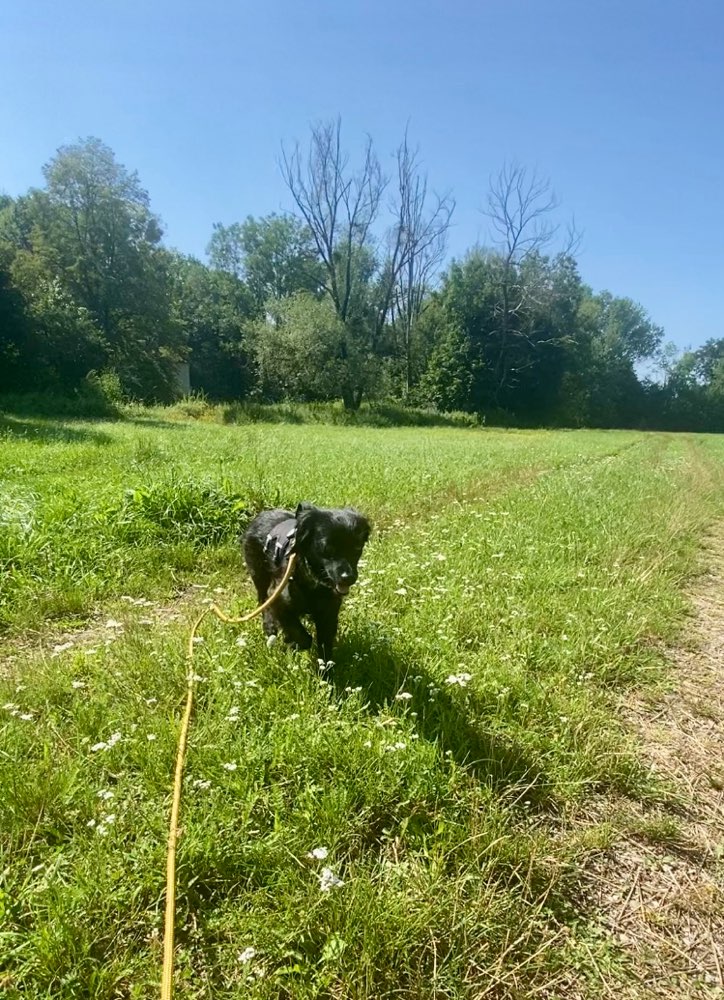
[243,502,371,661]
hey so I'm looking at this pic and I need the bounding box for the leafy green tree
[1,138,183,399]
[6,248,105,389]
[591,292,663,364]
[41,139,163,335]
[0,247,34,391]
[251,293,385,403]
[208,215,322,305]
[171,254,256,399]
[648,338,724,431]
[572,290,662,426]
[415,248,581,420]
[416,318,478,413]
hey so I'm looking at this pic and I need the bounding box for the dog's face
[294,503,370,595]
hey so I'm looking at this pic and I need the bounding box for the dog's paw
[266,634,278,649]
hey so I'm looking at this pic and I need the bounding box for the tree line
[1,128,722,431]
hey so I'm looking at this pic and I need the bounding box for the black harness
[263,518,297,568]
[262,516,330,591]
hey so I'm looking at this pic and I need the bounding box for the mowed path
[586,525,724,998]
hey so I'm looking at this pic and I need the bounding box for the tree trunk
[341,383,363,410]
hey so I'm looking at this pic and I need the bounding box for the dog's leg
[313,604,340,663]
[261,609,278,638]
[269,589,313,650]
[278,611,313,651]
[250,569,271,607]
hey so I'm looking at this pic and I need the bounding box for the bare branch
[386,131,455,389]
[279,118,385,324]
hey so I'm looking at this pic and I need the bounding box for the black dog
[243,502,370,662]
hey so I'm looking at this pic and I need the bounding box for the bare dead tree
[483,163,581,402]
[280,119,453,406]
[279,118,385,326]
[388,134,455,394]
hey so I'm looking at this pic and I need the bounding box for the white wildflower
[96,790,114,801]
[146,733,157,741]
[91,731,121,753]
[71,680,86,689]
[145,697,158,706]
[395,692,413,701]
[52,641,75,655]
[238,946,256,964]
[192,778,211,790]
[393,587,408,596]
[222,762,237,771]
[319,867,344,892]
[445,672,472,688]
[105,619,123,629]
[235,635,248,647]
[307,846,329,860]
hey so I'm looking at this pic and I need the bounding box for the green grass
[1,413,723,998]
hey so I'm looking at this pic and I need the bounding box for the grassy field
[1,410,723,998]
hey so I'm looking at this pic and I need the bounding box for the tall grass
[0,417,723,998]
[0,415,639,632]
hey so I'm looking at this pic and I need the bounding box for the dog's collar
[296,552,328,590]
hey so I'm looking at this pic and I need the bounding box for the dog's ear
[354,513,371,544]
[294,502,318,547]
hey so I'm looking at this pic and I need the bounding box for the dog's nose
[335,568,357,596]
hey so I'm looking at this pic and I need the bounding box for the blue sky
[2,0,723,351]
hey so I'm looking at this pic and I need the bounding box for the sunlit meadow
[1,407,723,998]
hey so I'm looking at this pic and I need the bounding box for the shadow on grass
[331,627,558,812]
[0,414,114,445]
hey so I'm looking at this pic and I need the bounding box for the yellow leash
[160,553,298,1000]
